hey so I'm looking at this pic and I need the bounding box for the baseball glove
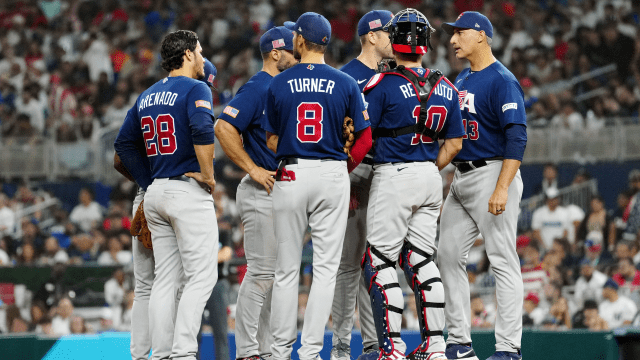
[130,200,152,250]
[343,116,355,161]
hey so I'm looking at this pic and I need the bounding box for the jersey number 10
[141,114,178,156]
[410,105,447,145]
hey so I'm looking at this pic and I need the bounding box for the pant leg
[299,161,350,360]
[331,166,372,348]
[270,170,309,360]
[437,178,480,346]
[131,191,155,360]
[163,180,219,360]
[209,279,231,360]
[235,176,277,359]
[145,185,184,360]
[358,273,377,349]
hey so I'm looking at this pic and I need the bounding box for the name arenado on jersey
[287,78,335,94]
[139,91,178,111]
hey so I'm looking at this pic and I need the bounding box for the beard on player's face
[276,51,296,72]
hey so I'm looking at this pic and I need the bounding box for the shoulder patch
[223,106,239,118]
[363,73,384,93]
[195,100,212,109]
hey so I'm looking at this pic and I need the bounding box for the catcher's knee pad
[399,242,445,343]
[361,245,404,357]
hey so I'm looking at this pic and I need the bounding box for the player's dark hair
[395,52,421,63]
[160,30,199,72]
[303,38,327,53]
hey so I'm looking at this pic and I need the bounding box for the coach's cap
[285,12,331,45]
[260,26,295,53]
[358,10,394,36]
[603,278,619,290]
[442,11,493,39]
[202,59,217,89]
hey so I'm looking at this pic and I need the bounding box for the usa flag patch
[363,110,370,121]
[458,90,468,108]
[207,74,215,84]
[369,19,382,29]
[272,38,285,49]
[223,106,239,118]
[195,100,211,109]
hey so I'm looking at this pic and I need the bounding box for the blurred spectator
[565,202,585,245]
[622,171,640,242]
[28,300,47,332]
[104,268,127,308]
[523,292,546,327]
[403,295,419,331]
[102,93,128,130]
[532,187,571,250]
[599,279,637,328]
[39,236,69,265]
[612,257,640,292]
[118,290,134,331]
[550,101,584,134]
[612,190,634,243]
[577,195,613,250]
[18,242,37,265]
[98,307,116,333]
[67,233,99,263]
[70,315,88,334]
[69,188,103,233]
[97,235,132,265]
[574,258,608,305]
[549,297,572,330]
[534,163,559,196]
[35,317,55,335]
[573,299,608,330]
[521,245,546,297]
[0,194,15,237]
[470,293,493,328]
[51,297,74,336]
[614,241,636,262]
[583,230,615,269]
[0,237,10,266]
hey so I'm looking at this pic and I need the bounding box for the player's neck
[262,62,279,77]
[299,51,325,65]
[356,48,380,70]
[396,59,421,69]
[467,47,496,72]
[169,66,195,79]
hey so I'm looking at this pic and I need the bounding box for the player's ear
[368,31,376,46]
[271,49,280,61]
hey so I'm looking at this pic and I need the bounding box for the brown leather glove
[130,200,152,250]
[343,116,355,161]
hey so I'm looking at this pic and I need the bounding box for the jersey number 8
[141,114,178,156]
[411,105,448,145]
[296,102,323,143]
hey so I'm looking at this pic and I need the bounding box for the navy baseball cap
[202,58,217,89]
[442,11,493,38]
[285,12,331,45]
[357,10,394,36]
[260,26,295,53]
[603,278,619,290]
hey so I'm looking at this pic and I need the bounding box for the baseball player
[439,12,527,360]
[114,30,218,360]
[263,12,372,360]
[331,10,394,360]
[115,58,217,360]
[361,8,464,360]
[215,26,297,360]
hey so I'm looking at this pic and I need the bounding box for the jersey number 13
[141,114,178,156]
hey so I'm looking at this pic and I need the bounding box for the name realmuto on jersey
[287,78,336,94]
[139,91,178,111]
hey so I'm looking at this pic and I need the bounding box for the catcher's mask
[383,8,435,55]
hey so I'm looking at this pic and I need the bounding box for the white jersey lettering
[138,91,177,111]
[399,83,415,99]
[434,83,453,100]
[288,78,335,94]
[460,92,476,114]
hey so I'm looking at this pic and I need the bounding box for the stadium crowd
[0,0,639,343]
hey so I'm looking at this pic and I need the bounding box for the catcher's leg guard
[361,245,405,359]
[399,242,446,359]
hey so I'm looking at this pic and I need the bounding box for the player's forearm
[193,144,216,181]
[495,159,521,191]
[215,120,260,175]
[436,137,463,171]
[266,132,278,153]
[113,153,135,182]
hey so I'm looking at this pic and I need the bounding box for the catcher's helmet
[384,8,435,55]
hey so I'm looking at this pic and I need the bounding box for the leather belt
[452,157,503,174]
[362,157,374,166]
[278,158,338,167]
[168,175,211,193]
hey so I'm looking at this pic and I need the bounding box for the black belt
[452,157,503,174]
[278,158,340,167]
[169,175,190,182]
[362,157,374,166]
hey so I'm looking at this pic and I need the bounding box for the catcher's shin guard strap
[362,248,403,356]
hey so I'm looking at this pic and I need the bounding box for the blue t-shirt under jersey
[263,63,370,162]
[115,76,216,179]
[218,71,277,171]
[454,61,527,161]
[365,67,465,164]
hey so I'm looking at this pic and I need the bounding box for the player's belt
[168,175,212,193]
[278,158,339,166]
[362,157,374,166]
[452,157,504,174]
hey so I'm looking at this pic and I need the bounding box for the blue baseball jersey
[364,67,465,164]
[218,71,277,171]
[115,76,215,179]
[454,61,527,161]
[340,59,376,92]
[263,63,370,162]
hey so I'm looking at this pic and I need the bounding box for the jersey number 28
[296,102,323,143]
[141,114,177,156]
[411,105,448,145]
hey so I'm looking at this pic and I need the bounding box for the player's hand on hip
[488,187,508,216]
[184,172,216,194]
[248,167,276,194]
